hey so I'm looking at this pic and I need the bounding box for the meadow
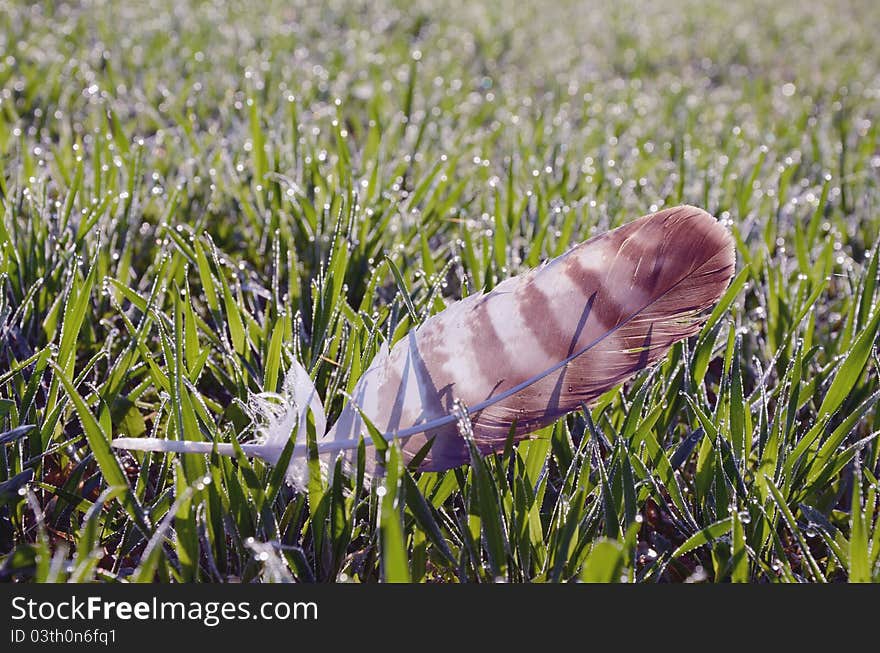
[1,0,879,582]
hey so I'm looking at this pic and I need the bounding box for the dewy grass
[1,0,879,583]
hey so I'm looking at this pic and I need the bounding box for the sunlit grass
[1,0,879,582]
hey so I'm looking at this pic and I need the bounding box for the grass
[1,0,879,583]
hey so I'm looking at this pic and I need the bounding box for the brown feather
[326,204,735,471]
[113,205,736,484]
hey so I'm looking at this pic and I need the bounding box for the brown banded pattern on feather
[325,205,735,471]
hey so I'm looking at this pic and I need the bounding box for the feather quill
[113,205,734,486]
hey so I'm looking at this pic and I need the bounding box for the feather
[112,358,327,489]
[112,204,734,486]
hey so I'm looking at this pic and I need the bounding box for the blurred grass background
[1,0,879,582]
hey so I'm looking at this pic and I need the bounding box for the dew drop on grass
[686,566,708,583]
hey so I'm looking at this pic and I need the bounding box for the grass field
[2,0,879,583]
